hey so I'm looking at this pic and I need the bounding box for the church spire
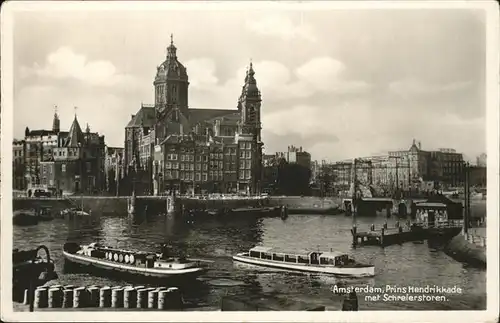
[52,105,60,133]
[247,60,256,84]
[167,33,177,59]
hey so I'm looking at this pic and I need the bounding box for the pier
[351,220,463,247]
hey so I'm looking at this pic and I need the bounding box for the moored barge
[63,242,208,279]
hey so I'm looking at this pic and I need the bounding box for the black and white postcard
[1,1,499,322]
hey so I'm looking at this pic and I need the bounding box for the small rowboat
[233,246,375,278]
[63,242,207,279]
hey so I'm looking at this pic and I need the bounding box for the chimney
[300,146,303,152]
[418,141,421,150]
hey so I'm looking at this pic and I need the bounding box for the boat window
[261,253,272,260]
[320,258,334,265]
[297,256,309,264]
[284,255,296,263]
[249,251,260,258]
[272,254,284,261]
[335,256,347,266]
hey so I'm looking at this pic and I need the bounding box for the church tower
[238,61,262,142]
[153,34,189,121]
[52,106,60,134]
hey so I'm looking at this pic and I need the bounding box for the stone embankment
[13,195,343,215]
[13,196,128,214]
[444,227,486,267]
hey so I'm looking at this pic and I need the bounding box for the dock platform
[351,220,463,247]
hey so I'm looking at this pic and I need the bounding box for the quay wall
[15,195,484,217]
[13,197,128,215]
[444,230,486,267]
[267,196,342,210]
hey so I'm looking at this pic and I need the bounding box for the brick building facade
[125,36,263,195]
[14,111,106,195]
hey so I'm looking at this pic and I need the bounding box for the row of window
[166,153,243,162]
[239,142,253,150]
[239,170,252,180]
[163,171,227,181]
[240,151,252,159]
[239,160,252,170]
[164,161,244,172]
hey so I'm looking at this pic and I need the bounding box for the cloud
[184,58,219,88]
[388,77,473,97]
[186,56,371,110]
[14,83,138,147]
[245,14,317,42]
[260,98,485,162]
[20,47,139,88]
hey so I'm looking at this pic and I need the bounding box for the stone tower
[153,34,189,121]
[52,106,60,133]
[238,62,262,142]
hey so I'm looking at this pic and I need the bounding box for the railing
[433,219,464,228]
[362,219,464,233]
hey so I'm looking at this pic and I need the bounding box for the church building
[124,36,264,195]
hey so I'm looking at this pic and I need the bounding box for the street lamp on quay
[462,161,471,235]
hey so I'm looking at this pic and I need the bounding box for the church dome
[155,35,188,83]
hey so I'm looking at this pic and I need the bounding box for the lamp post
[463,161,470,235]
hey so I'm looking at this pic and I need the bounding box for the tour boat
[233,246,375,277]
[63,242,208,279]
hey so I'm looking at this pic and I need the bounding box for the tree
[276,159,311,196]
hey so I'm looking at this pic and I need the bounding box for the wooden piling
[137,289,148,309]
[148,290,158,309]
[123,287,137,308]
[34,287,48,308]
[48,287,63,308]
[73,286,87,308]
[111,287,124,308]
[62,289,74,308]
[99,286,111,308]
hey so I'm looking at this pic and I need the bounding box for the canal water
[13,212,486,311]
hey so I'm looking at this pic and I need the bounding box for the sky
[11,4,487,162]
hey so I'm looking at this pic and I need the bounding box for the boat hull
[13,211,39,226]
[63,251,206,279]
[232,254,374,277]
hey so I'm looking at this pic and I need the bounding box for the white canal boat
[233,246,375,277]
[63,242,207,279]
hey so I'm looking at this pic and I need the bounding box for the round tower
[153,34,189,118]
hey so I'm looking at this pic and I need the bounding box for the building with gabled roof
[18,109,106,195]
[125,35,264,195]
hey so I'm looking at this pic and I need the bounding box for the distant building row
[316,140,484,195]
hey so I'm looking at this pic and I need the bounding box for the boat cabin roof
[318,251,347,259]
[416,202,447,209]
[249,247,347,259]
